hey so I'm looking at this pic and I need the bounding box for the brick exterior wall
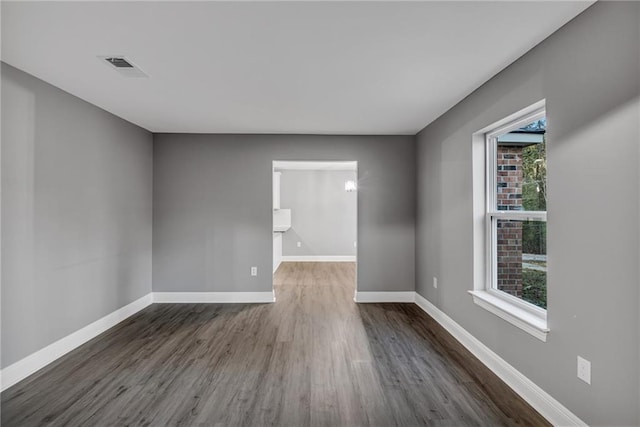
[496,146,523,297]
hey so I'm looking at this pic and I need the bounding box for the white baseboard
[0,290,276,392]
[0,293,153,392]
[281,256,356,262]
[354,291,416,303]
[152,291,276,303]
[0,286,584,427]
[414,292,586,427]
[273,259,282,274]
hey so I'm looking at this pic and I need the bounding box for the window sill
[468,290,549,342]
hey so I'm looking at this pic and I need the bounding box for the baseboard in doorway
[281,256,356,262]
[273,260,282,274]
[152,291,276,303]
[354,291,416,303]
[413,292,586,427]
[0,293,153,392]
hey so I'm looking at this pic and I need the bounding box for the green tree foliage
[521,130,546,255]
[522,270,547,309]
[522,138,546,211]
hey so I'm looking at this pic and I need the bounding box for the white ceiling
[1,1,593,135]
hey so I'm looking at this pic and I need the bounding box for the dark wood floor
[2,262,549,426]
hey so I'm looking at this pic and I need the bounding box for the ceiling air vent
[105,57,134,68]
[98,55,148,78]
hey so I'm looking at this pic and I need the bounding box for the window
[471,102,549,341]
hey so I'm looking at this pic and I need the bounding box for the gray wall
[415,2,639,426]
[280,170,357,257]
[1,63,153,368]
[153,134,414,293]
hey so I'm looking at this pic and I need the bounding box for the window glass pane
[496,219,547,309]
[496,118,546,212]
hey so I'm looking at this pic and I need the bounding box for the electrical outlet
[251,266,258,277]
[433,277,438,289]
[577,356,591,384]
[297,241,301,248]
[354,241,357,248]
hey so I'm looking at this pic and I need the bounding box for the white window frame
[470,102,549,341]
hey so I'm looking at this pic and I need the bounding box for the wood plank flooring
[1,262,550,426]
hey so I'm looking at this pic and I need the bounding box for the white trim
[481,101,546,137]
[0,287,583,427]
[273,160,357,171]
[281,256,356,262]
[0,291,276,391]
[354,291,415,303]
[273,232,283,273]
[488,211,547,221]
[469,291,548,342]
[414,292,586,427]
[473,100,549,338]
[152,291,276,304]
[0,293,153,392]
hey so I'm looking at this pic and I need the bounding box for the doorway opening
[272,161,358,301]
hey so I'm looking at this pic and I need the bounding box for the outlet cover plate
[577,356,591,384]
